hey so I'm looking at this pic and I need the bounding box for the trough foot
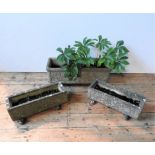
[124,115,131,120]
[89,100,97,106]
[54,105,62,110]
[16,118,27,125]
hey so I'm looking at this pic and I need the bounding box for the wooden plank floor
[0,72,155,141]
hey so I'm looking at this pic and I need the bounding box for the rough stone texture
[6,83,68,122]
[88,80,146,119]
[46,58,110,85]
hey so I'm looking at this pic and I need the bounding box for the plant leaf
[119,56,128,60]
[57,54,65,64]
[98,35,102,42]
[120,60,129,65]
[116,40,124,47]
[56,47,63,53]
[97,58,105,67]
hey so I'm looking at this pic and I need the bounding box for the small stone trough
[88,80,146,119]
[6,82,68,124]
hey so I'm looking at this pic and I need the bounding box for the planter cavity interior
[6,82,68,124]
[88,80,146,119]
[46,57,111,85]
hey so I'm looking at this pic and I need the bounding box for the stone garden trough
[46,58,110,85]
[88,79,146,119]
[6,82,68,124]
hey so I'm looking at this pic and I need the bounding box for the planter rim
[46,57,111,72]
[7,92,65,109]
[89,79,146,104]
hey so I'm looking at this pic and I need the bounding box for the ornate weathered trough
[88,80,146,119]
[6,82,68,124]
[46,58,110,85]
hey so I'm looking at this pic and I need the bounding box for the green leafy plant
[74,37,95,67]
[94,35,111,58]
[56,35,130,80]
[112,40,129,73]
[97,40,129,73]
[56,46,79,80]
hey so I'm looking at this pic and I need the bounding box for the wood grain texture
[0,72,155,141]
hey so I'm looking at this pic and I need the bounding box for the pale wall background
[0,13,154,72]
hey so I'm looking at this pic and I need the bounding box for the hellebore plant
[56,35,129,81]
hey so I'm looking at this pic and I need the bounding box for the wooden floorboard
[0,72,155,141]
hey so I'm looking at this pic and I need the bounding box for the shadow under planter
[6,82,68,124]
[46,58,111,85]
[88,80,146,120]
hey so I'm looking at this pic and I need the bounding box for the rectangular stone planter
[88,80,146,119]
[46,57,110,85]
[6,82,68,124]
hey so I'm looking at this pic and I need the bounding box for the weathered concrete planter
[6,82,68,124]
[88,80,146,119]
[46,58,110,85]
